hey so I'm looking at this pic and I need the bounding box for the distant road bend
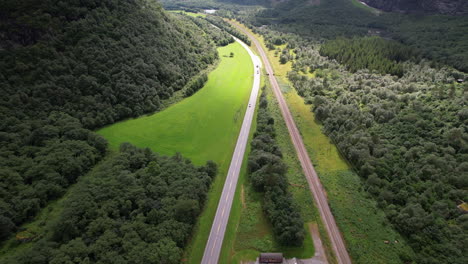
[201,37,261,264]
[230,21,352,264]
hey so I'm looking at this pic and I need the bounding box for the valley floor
[223,21,414,264]
[97,42,254,264]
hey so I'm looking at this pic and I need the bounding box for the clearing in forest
[98,42,252,165]
[98,41,253,263]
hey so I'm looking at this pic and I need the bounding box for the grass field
[98,42,253,264]
[230,21,414,263]
[168,10,206,17]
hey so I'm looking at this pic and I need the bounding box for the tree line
[248,88,305,246]
[204,16,251,45]
[188,16,235,47]
[3,144,217,264]
[0,0,221,244]
[185,73,209,97]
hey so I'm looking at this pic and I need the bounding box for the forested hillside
[0,0,217,244]
[3,144,217,264]
[362,0,468,15]
[248,0,468,72]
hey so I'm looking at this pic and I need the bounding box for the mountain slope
[0,0,216,243]
[362,0,468,15]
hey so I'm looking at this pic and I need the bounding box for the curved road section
[231,22,352,264]
[201,37,261,264]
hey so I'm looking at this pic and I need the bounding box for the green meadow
[168,10,207,18]
[98,41,253,263]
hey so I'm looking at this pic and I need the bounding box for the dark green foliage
[188,16,235,46]
[247,88,304,246]
[0,0,217,242]
[394,15,468,72]
[247,0,468,72]
[0,113,106,241]
[4,144,216,264]
[320,37,418,77]
[253,0,383,39]
[185,73,209,97]
[1,1,216,129]
[205,16,251,45]
[288,35,468,262]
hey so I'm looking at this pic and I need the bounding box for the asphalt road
[200,37,261,264]
[231,22,353,264]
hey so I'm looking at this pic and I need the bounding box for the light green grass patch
[98,42,253,264]
[168,10,206,17]
[98,42,252,165]
[349,0,381,14]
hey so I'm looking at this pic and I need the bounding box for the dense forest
[394,15,468,72]
[248,88,305,246]
[3,144,217,264]
[281,29,468,263]
[0,0,219,245]
[246,0,468,72]
[319,36,418,77]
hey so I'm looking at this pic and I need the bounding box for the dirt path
[303,223,328,264]
[230,21,352,264]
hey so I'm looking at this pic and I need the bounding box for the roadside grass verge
[231,21,414,263]
[97,42,253,264]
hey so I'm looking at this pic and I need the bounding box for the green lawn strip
[283,88,414,263]
[97,42,254,264]
[0,152,117,261]
[168,10,206,17]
